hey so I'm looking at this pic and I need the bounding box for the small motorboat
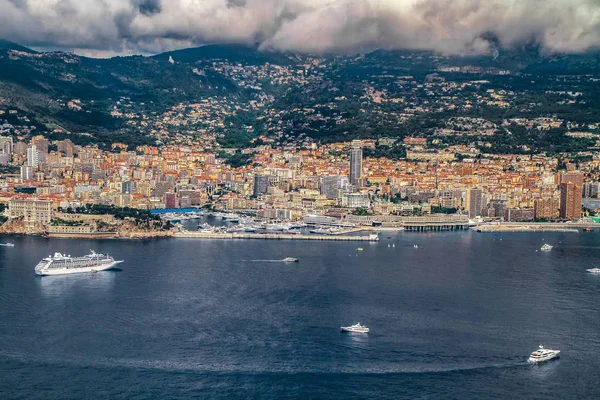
[528,345,560,363]
[282,257,298,262]
[583,227,594,232]
[341,323,369,333]
[540,243,553,251]
[0,243,15,247]
[356,248,363,251]
[586,267,600,274]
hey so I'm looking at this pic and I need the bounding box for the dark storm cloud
[138,0,161,16]
[226,0,247,9]
[0,0,599,56]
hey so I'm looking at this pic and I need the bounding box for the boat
[265,223,287,231]
[586,268,600,274]
[35,251,123,276]
[222,213,240,223]
[310,227,330,234]
[583,227,594,232]
[0,243,15,247]
[341,323,369,333]
[357,248,363,251]
[528,345,560,363]
[541,243,553,251]
[282,257,299,262]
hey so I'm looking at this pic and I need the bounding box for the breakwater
[475,224,580,233]
[174,232,379,241]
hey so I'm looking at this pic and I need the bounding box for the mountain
[0,39,37,54]
[153,43,294,65]
[0,40,599,154]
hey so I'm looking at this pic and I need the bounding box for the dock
[174,232,379,241]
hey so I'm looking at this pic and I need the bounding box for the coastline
[1,222,596,239]
[0,229,175,240]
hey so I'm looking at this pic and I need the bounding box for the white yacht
[282,257,298,262]
[541,243,553,251]
[222,213,240,222]
[528,345,560,363]
[340,323,369,333]
[586,267,600,274]
[310,226,338,235]
[35,251,123,276]
[0,243,14,247]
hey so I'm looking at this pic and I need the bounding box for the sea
[1,227,600,399]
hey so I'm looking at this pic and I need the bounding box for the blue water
[1,231,600,399]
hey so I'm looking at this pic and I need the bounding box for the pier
[343,215,470,232]
[475,223,593,233]
[174,232,379,241]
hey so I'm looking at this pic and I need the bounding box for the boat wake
[0,350,529,376]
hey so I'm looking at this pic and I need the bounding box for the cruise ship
[35,251,123,276]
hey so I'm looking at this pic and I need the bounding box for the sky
[1,0,600,57]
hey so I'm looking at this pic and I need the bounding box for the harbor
[174,231,379,241]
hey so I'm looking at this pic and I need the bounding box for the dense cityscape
[4,1,600,398]
[0,123,598,236]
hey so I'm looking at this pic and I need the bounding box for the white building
[20,165,33,180]
[8,198,53,230]
[342,193,370,208]
[27,145,39,168]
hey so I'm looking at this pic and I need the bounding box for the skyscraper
[20,165,33,180]
[0,136,13,155]
[349,143,363,187]
[321,175,348,199]
[32,136,49,163]
[58,139,75,158]
[253,174,269,197]
[560,171,584,186]
[13,141,27,156]
[583,182,600,198]
[27,145,39,168]
[560,182,583,220]
[466,188,483,218]
[0,136,12,165]
[559,171,583,220]
[122,181,137,194]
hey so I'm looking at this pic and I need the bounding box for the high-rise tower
[349,142,363,187]
[559,172,583,220]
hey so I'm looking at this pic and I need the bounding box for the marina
[174,231,379,241]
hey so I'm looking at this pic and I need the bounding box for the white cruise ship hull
[35,260,123,276]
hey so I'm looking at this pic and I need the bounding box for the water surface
[1,231,599,399]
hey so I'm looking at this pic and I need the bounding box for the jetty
[475,222,599,233]
[174,232,379,241]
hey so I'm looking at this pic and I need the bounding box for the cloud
[0,0,599,56]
